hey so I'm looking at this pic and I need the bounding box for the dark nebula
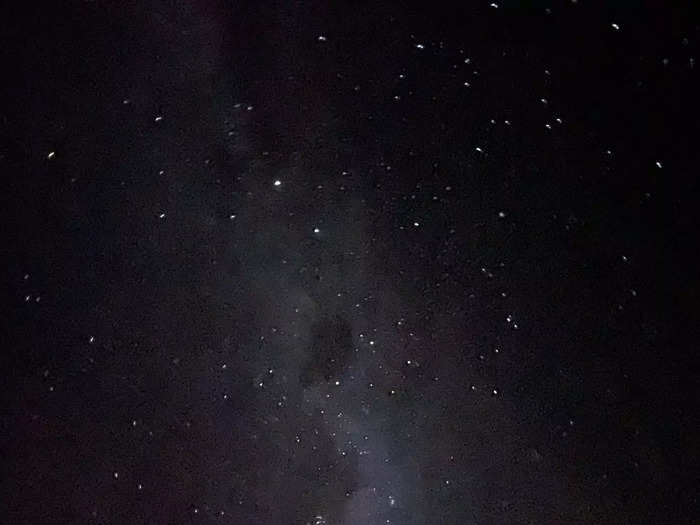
[301,315,355,387]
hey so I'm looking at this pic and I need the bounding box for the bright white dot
[655,161,663,168]
[132,420,137,426]
[273,179,282,186]
[158,213,166,219]
[47,151,55,159]
[540,98,548,105]
[475,146,483,153]
[154,115,163,122]
[611,23,620,30]
[415,43,425,49]
[313,227,320,234]
[137,483,143,490]
[388,495,396,507]
[492,388,499,395]
[318,35,327,41]
[113,472,119,479]
[490,2,499,7]
[89,336,95,344]
[413,221,420,227]
[335,380,340,386]
[498,211,506,218]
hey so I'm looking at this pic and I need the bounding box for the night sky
[3,1,699,523]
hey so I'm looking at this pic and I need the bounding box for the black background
[3,1,699,523]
